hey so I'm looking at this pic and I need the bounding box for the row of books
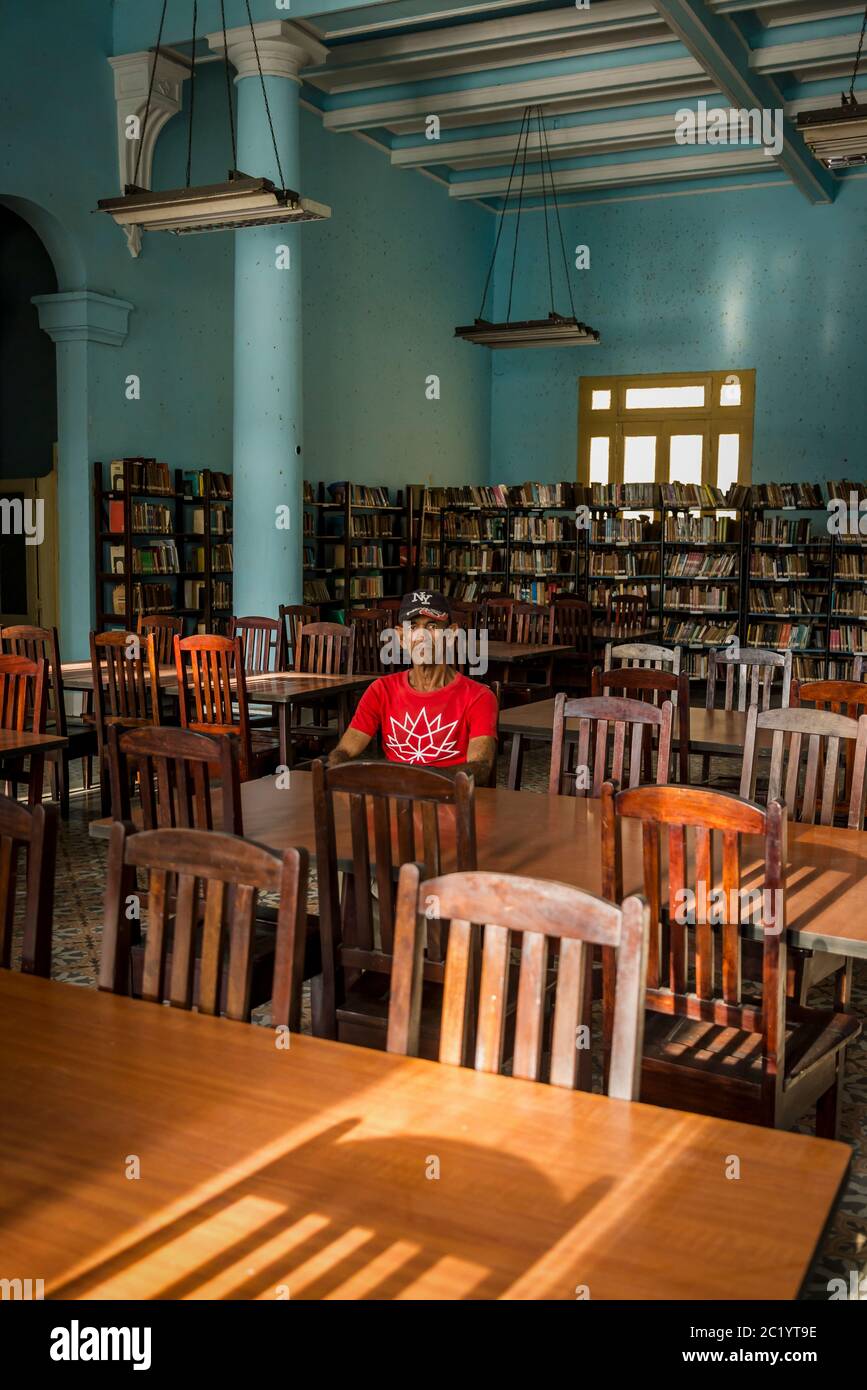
[665,552,738,577]
[130,502,172,534]
[833,592,867,616]
[351,545,385,566]
[109,458,173,495]
[107,540,179,575]
[664,515,738,543]
[589,583,650,608]
[510,550,572,575]
[751,483,823,508]
[590,552,659,578]
[827,480,867,501]
[349,576,385,598]
[511,517,575,542]
[750,556,810,577]
[746,623,815,649]
[443,549,504,573]
[829,628,867,653]
[110,581,175,616]
[837,555,867,577]
[509,580,575,602]
[349,516,399,538]
[662,620,738,644]
[749,588,826,614]
[181,471,231,499]
[442,517,506,541]
[328,484,392,508]
[590,518,652,545]
[664,586,736,612]
[303,580,331,603]
[752,518,822,545]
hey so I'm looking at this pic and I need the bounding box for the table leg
[507,732,524,790]
[279,703,291,770]
[28,752,45,807]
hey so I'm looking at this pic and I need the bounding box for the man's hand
[447,734,497,787]
[327,725,373,768]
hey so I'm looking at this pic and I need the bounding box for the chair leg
[59,753,70,819]
[49,757,61,807]
[815,1061,843,1140]
[83,755,93,791]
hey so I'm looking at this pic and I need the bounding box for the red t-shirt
[350,671,498,766]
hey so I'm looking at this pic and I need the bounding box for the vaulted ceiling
[292,0,867,207]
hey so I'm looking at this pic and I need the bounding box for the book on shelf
[508,579,573,602]
[746,622,814,649]
[749,586,825,615]
[184,580,206,609]
[328,483,392,508]
[750,554,809,578]
[108,544,125,575]
[828,479,867,502]
[752,516,823,545]
[131,540,179,575]
[665,585,733,612]
[350,515,397,538]
[351,545,384,567]
[833,590,867,616]
[666,551,737,578]
[107,499,125,532]
[181,470,232,499]
[660,482,747,508]
[112,459,172,495]
[444,547,504,574]
[212,542,234,571]
[590,516,653,545]
[589,483,658,508]
[663,619,738,644]
[664,513,737,543]
[750,482,823,508]
[829,626,867,654]
[210,504,230,535]
[508,482,575,508]
[350,576,385,598]
[303,481,315,503]
[212,580,231,609]
[131,502,173,533]
[304,579,332,603]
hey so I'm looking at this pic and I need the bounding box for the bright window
[578,370,754,490]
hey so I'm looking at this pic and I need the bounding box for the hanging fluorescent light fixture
[455,105,599,349]
[797,4,867,169]
[98,0,330,237]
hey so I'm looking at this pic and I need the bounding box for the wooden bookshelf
[304,481,411,618]
[745,485,831,681]
[94,459,232,635]
[583,486,660,638]
[660,501,743,679]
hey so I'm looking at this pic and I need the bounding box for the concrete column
[32,290,134,657]
[208,21,327,621]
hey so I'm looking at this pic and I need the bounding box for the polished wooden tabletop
[0,730,68,755]
[0,972,848,1301]
[485,641,572,663]
[61,662,373,702]
[90,772,867,961]
[499,700,771,755]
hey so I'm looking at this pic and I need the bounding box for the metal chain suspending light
[98,0,331,237]
[796,3,867,170]
[456,104,599,348]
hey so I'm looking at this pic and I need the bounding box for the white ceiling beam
[448,147,775,196]
[750,33,865,73]
[391,112,694,169]
[321,55,706,131]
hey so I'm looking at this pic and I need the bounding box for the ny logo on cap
[411,591,433,603]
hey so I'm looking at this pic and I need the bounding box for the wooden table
[485,641,572,664]
[61,663,374,765]
[499,701,770,787]
[0,729,68,805]
[0,971,848,1301]
[91,773,867,962]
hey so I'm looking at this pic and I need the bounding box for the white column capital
[206,20,327,83]
[32,291,134,347]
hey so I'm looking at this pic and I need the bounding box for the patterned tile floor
[14,750,867,1301]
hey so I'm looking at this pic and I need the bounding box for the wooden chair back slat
[136,615,182,665]
[607,591,648,638]
[601,782,786,1116]
[296,622,355,676]
[593,666,690,782]
[229,616,280,673]
[741,704,867,828]
[0,794,57,978]
[387,865,649,1101]
[506,603,554,646]
[1,626,65,735]
[101,823,308,1027]
[175,634,255,781]
[278,604,319,669]
[482,596,513,642]
[0,654,47,735]
[552,597,593,657]
[549,693,674,797]
[108,724,242,833]
[707,646,792,712]
[350,608,390,676]
[311,760,477,1040]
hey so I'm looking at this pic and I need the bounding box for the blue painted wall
[489,176,867,484]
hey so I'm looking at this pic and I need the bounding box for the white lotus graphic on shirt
[386,707,460,763]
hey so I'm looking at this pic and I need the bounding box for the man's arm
[327,725,373,767]
[450,734,497,786]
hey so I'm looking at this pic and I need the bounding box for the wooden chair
[136,614,182,665]
[174,633,279,783]
[451,599,483,630]
[278,603,318,669]
[108,724,243,832]
[90,631,161,814]
[740,704,867,1008]
[350,608,389,676]
[791,677,867,817]
[607,591,648,638]
[740,705,867,829]
[501,602,555,705]
[702,645,793,787]
[591,667,690,784]
[1,624,95,817]
[312,758,476,1053]
[603,641,681,684]
[387,864,649,1100]
[0,793,57,978]
[228,616,280,673]
[100,823,309,1028]
[600,783,861,1136]
[296,621,355,676]
[551,596,594,695]
[548,693,674,797]
[482,596,514,642]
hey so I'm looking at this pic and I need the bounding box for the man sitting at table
[328,590,498,783]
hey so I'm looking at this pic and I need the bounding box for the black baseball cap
[398,589,452,624]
